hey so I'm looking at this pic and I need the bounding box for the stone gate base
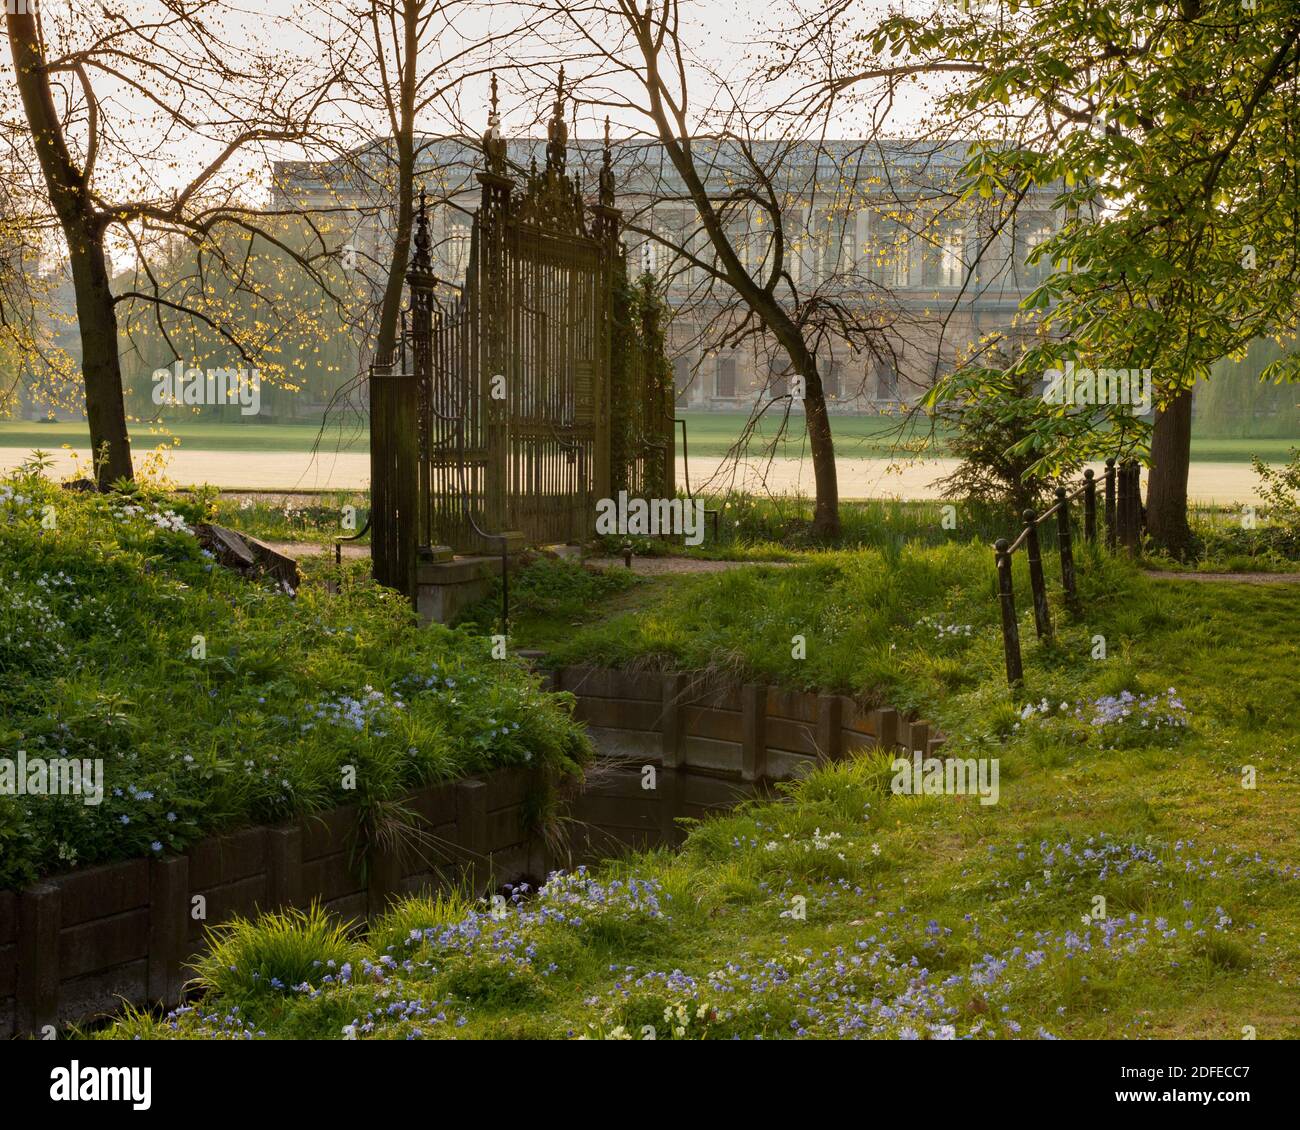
[415,535,525,625]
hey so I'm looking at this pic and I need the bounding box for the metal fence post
[995,539,1024,686]
[1023,510,1053,640]
[1056,486,1078,610]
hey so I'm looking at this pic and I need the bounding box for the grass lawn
[676,411,944,459]
[5,415,1296,464]
[97,543,1300,1040]
[673,412,1298,463]
[0,419,365,455]
[209,494,372,545]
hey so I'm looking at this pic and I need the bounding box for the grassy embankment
[0,464,587,892]
[100,534,1300,1039]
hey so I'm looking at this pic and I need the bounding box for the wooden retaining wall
[1,769,542,1039]
[556,664,942,860]
[554,664,941,783]
[2,666,940,1038]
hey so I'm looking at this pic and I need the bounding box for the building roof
[271,136,1059,205]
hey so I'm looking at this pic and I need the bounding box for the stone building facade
[271,135,1062,415]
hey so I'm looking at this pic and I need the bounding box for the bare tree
[534,1,1007,537]
[287,1,560,380]
[535,1,850,534]
[4,1,343,486]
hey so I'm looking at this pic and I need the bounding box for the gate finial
[483,72,506,175]
[546,65,568,173]
[410,184,432,275]
[599,116,615,207]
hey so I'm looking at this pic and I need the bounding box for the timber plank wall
[552,665,943,859]
[2,665,941,1038]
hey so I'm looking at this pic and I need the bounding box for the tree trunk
[372,1,419,369]
[679,210,842,537]
[7,9,132,487]
[786,348,840,538]
[374,153,413,368]
[1146,386,1195,555]
[367,0,419,590]
[746,307,840,537]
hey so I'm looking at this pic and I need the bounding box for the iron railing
[994,458,1143,685]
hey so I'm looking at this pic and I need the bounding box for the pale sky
[2,0,970,278]
[6,0,947,202]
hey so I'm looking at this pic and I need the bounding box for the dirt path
[1144,570,1300,584]
[585,556,793,574]
[258,543,1300,583]
[262,539,370,560]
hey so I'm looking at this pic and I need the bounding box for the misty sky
[6,0,944,205]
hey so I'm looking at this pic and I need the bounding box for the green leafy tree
[847,0,1300,553]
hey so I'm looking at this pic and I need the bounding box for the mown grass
[0,419,362,454]
[4,414,1294,463]
[670,411,1299,463]
[454,556,645,644]
[0,465,589,890]
[96,533,1300,1039]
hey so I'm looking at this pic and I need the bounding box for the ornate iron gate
[371,75,674,599]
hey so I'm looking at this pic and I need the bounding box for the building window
[768,357,788,399]
[940,228,966,287]
[869,212,910,288]
[920,218,966,288]
[673,355,693,405]
[818,209,853,283]
[445,216,472,281]
[722,213,750,278]
[661,209,698,287]
[822,360,841,401]
[715,356,737,399]
[783,209,806,287]
[874,359,899,402]
[1015,215,1055,286]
